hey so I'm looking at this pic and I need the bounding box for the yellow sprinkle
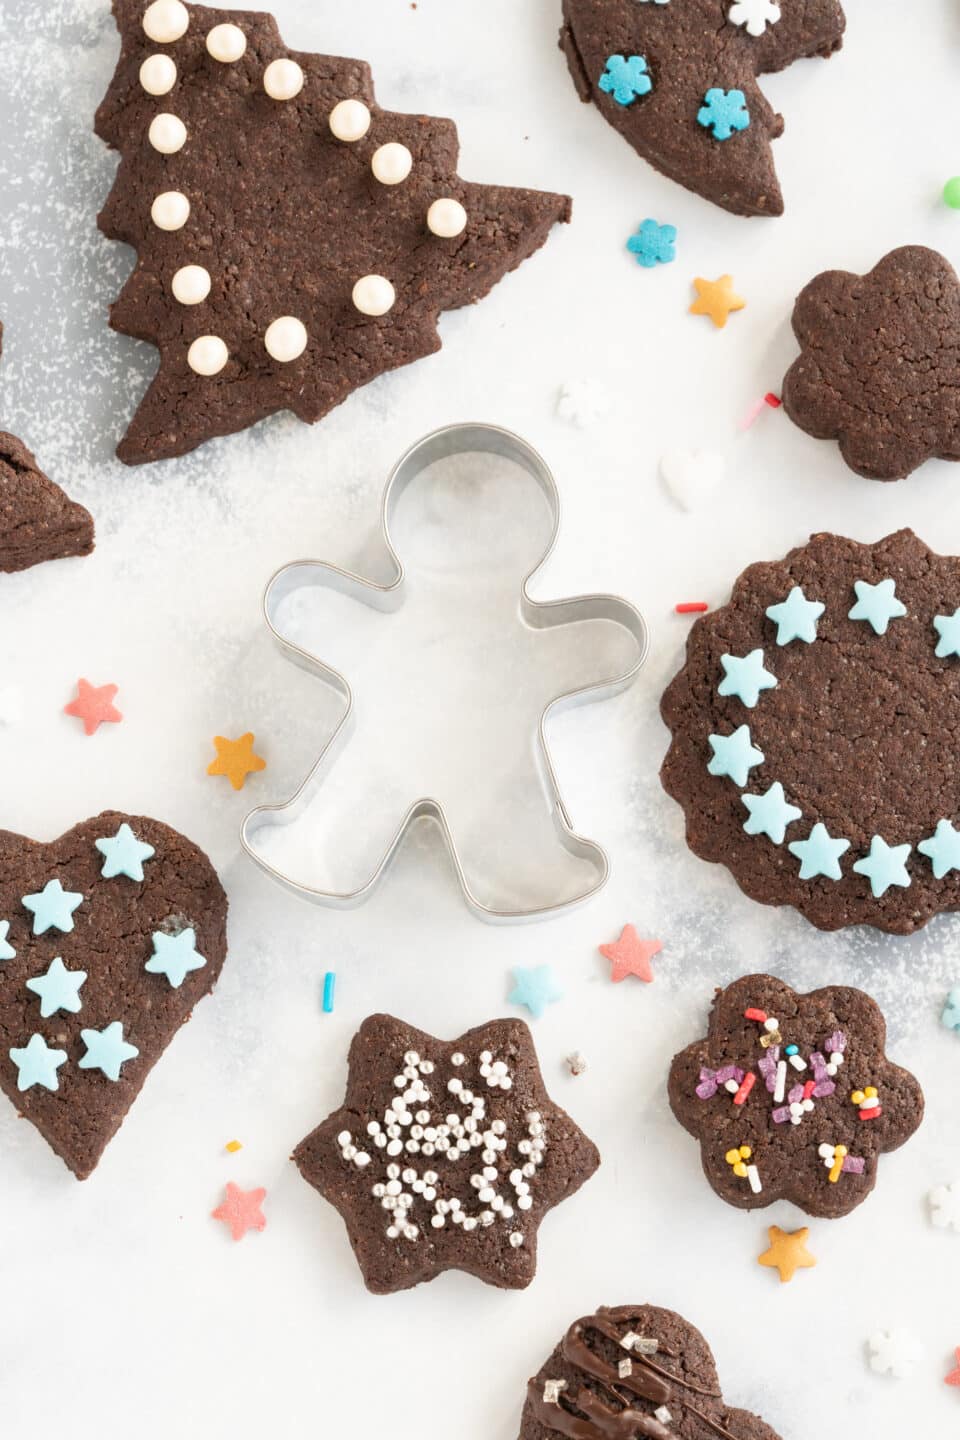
[739,1145,752,1160]
[734,1163,748,1179]
[725,1148,741,1166]
[851,1090,865,1105]
[225,1140,243,1153]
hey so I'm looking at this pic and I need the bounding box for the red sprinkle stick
[733,1073,756,1106]
[765,392,782,409]
[744,1008,767,1023]
[676,602,709,614]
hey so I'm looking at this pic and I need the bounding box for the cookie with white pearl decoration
[95,0,570,463]
[293,1014,600,1294]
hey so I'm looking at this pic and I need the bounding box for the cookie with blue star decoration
[0,811,227,1178]
[661,528,960,932]
[560,0,845,216]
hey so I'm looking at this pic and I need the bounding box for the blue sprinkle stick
[323,971,336,1014]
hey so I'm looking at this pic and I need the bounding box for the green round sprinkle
[944,177,960,209]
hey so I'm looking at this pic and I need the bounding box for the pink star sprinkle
[212,1182,267,1242]
[599,924,662,983]
[947,1349,960,1388]
[64,678,122,736]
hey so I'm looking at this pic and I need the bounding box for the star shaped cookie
[293,1014,600,1294]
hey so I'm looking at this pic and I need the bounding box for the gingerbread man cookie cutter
[241,423,649,922]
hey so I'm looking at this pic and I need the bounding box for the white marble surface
[0,0,959,1435]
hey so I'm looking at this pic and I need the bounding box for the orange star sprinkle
[946,1348,960,1387]
[64,678,123,736]
[207,733,266,791]
[212,1182,267,1242]
[758,1225,817,1284]
[690,274,746,329]
[599,924,662,983]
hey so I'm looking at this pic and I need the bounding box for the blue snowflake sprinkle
[599,55,653,107]
[627,218,677,268]
[697,88,750,141]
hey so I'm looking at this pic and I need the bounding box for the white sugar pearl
[206,23,247,62]
[187,335,228,376]
[329,98,371,142]
[509,1232,524,1248]
[371,142,412,186]
[764,1017,780,1033]
[352,272,395,314]
[431,1214,445,1229]
[427,197,468,239]
[517,1194,533,1210]
[148,113,187,154]
[264,315,308,363]
[451,1053,465,1066]
[354,1152,370,1167]
[337,1130,351,1146]
[140,54,177,96]
[264,58,304,101]
[151,190,190,231]
[143,0,189,44]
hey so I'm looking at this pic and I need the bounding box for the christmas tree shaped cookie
[95,1,571,464]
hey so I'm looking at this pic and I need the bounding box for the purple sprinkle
[842,1156,866,1175]
[771,1105,791,1125]
[696,1077,718,1101]
[825,1031,846,1056]
[716,1065,744,1086]
[758,1051,780,1092]
[813,1080,836,1099]
[788,1084,804,1105]
[809,1051,828,1080]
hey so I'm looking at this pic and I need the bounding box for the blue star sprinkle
[933,608,960,660]
[22,878,83,936]
[599,54,653,106]
[918,819,960,879]
[627,218,677,268]
[848,578,907,635]
[0,920,14,962]
[788,823,850,881]
[718,649,777,709]
[144,927,207,988]
[94,822,156,882]
[25,956,87,1018]
[9,1033,68,1093]
[765,585,825,645]
[78,1021,139,1082]
[852,835,912,898]
[741,782,802,845]
[697,88,750,141]
[942,988,960,1033]
[508,965,563,1019]
[707,725,764,786]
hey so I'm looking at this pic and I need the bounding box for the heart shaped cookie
[0,811,228,1179]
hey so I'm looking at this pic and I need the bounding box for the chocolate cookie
[0,323,94,573]
[783,246,960,480]
[660,527,960,933]
[559,0,844,218]
[0,811,228,1178]
[95,0,571,464]
[293,1014,599,1294]
[520,1304,783,1440]
[668,975,924,1219]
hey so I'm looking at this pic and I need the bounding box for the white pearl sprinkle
[371,142,413,186]
[206,23,247,63]
[509,1232,524,1248]
[427,197,468,239]
[264,58,304,101]
[143,0,189,44]
[148,112,187,155]
[151,190,190,231]
[187,335,228,376]
[451,1053,465,1066]
[264,316,308,363]
[140,54,178,96]
[328,98,372,142]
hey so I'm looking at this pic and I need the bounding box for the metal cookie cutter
[241,423,649,923]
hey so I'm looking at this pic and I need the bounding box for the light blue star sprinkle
[9,1033,68,1092]
[22,878,83,936]
[145,927,207,988]
[943,988,960,1034]
[741,782,802,845]
[718,649,777,709]
[0,920,14,962]
[848,578,907,635]
[94,823,156,882]
[788,823,850,881]
[933,608,960,660]
[78,1021,139,1082]
[765,586,825,646]
[918,819,960,879]
[707,725,764,786]
[852,835,912,898]
[508,965,563,1019]
[25,956,87,1018]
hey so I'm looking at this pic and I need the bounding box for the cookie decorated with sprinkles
[0,811,228,1178]
[668,975,924,1219]
[661,528,960,933]
[559,0,845,217]
[293,1014,600,1294]
[520,1303,784,1439]
[94,0,571,464]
